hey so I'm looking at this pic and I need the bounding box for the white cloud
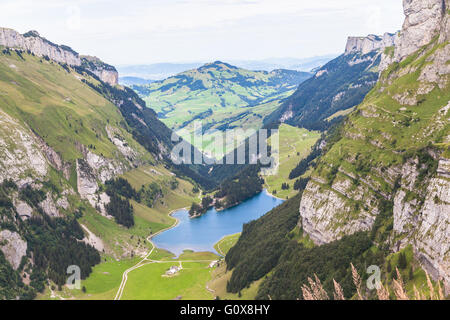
[0,0,404,64]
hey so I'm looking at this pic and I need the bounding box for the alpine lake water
[153,190,284,256]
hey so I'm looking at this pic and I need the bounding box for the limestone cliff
[345,33,398,56]
[0,230,27,270]
[394,0,447,61]
[299,0,450,292]
[0,28,81,66]
[0,28,118,85]
[81,55,119,86]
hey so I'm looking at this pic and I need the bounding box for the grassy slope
[134,62,310,154]
[214,233,241,256]
[0,49,213,300]
[265,124,320,199]
[141,63,305,128]
[0,48,150,164]
[121,261,214,300]
[326,106,356,121]
[208,233,262,300]
[208,263,262,300]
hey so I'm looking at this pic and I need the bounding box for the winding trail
[114,207,217,300]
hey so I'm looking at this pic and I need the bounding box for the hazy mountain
[119,76,156,86]
[231,55,337,72]
[117,62,204,80]
[116,55,335,81]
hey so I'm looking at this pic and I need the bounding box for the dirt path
[114,207,217,300]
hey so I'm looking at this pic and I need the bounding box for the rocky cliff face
[381,0,449,71]
[0,230,27,270]
[345,33,398,56]
[265,31,398,130]
[81,55,119,86]
[0,28,118,85]
[0,109,48,188]
[393,158,450,290]
[0,28,81,66]
[299,0,450,292]
[394,0,447,61]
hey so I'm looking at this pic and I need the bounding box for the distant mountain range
[117,55,336,81]
[231,56,338,73]
[130,61,312,157]
[119,76,156,86]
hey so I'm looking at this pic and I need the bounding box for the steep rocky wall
[81,55,119,86]
[0,28,119,85]
[394,0,447,61]
[0,28,81,66]
[0,230,27,270]
[345,33,397,56]
[393,158,450,293]
[0,109,48,187]
[90,68,119,86]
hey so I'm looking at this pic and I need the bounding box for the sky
[0,0,404,66]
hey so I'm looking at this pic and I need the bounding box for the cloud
[0,0,404,64]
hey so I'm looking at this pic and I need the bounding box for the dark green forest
[256,232,382,300]
[225,193,301,293]
[264,52,380,131]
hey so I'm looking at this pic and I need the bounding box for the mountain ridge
[0,27,118,86]
[264,32,396,131]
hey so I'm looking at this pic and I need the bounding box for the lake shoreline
[152,189,284,256]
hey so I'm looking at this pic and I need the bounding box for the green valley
[0,0,449,303]
[132,61,311,155]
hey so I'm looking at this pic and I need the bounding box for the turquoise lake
[152,190,284,256]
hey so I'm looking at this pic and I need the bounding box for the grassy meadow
[265,124,321,199]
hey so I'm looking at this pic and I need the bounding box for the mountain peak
[200,60,238,71]
[23,30,40,38]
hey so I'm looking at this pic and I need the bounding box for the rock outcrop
[76,159,110,217]
[81,56,119,86]
[39,192,61,218]
[0,28,119,86]
[14,201,33,220]
[345,33,397,56]
[0,28,81,66]
[75,140,127,217]
[381,0,449,71]
[394,0,447,61]
[0,109,48,187]
[300,178,378,245]
[0,230,27,270]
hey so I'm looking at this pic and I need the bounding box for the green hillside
[0,47,145,164]
[132,61,311,154]
[264,50,382,131]
[0,45,204,299]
